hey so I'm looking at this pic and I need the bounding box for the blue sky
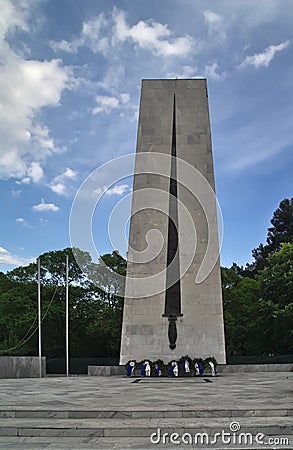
[0,0,292,272]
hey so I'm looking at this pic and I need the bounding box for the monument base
[87,363,293,376]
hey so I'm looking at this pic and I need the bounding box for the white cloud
[91,89,131,114]
[96,64,125,93]
[112,9,193,56]
[12,189,22,196]
[93,187,104,196]
[0,246,30,266]
[105,184,128,196]
[16,217,32,228]
[50,39,81,54]
[50,13,109,54]
[30,125,55,151]
[27,161,44,183]
[0,1,72,181]
[0,150,26,180]
[50,183,66,195]
[49,167,78,196]
[168,65,198,79]
[203,9,226,42]
[17,177,30,184]
[169,62,226,82]
[93,184,128,196]
[93,95,120,114]
[130,109,139,123]
[205,62,227,80]
[120,93,130,104]
[179,65,198,78]
[204,10,222,26]
[0,0,28,41]
[63,168,77,179]
[200,1,283,35]
[81,14,109,53]
[52,8,194,57]
[32,199,59,212]
[239,40,290,69]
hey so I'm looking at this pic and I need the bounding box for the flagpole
[65,254,69,377]
[37,257,42,378]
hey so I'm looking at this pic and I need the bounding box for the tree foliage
[222,269,275,355]
[0,249,126,358]
[223,199,293,356]
[244,198,293,276]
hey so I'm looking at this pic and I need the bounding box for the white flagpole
[37,257,42,378]
[65,254,69,377]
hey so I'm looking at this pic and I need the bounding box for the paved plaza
[0,372,292,449]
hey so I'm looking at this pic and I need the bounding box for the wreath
[167,359,179,377]
[204,357,218,376]
[125,359,136,376]
[124,356,218,377]
[139,359,152,377]
[192,357,204,376]
[151,359,164,376]
[178,355,193,376]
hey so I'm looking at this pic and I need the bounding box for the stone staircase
[0,406,292,449]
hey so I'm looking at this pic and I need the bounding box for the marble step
[0,408,292,419]
[0,416,292,437]
[0,435,292,449]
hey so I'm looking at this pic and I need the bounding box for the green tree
[258,243,293,308]
[5,248,92,357]
[272,304,293,353]
[222,269,273,355]
[7,247,92,286]
[0,272,38,355]
[222,242,293,356]
[257,243,293,353]
[247,198,293,276]
[267,198,293,250]
[1,248,127,358]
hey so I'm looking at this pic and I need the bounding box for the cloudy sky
[0,0,292,272]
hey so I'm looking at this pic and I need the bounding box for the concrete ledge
[88,365,125,376]
[88,363,293,376]
[0,357,46,378]
[217,363,293,373]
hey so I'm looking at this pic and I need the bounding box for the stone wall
[0,357,46,378]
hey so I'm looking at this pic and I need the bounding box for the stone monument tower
[120,79,226,364]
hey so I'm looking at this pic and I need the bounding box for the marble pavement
[0,372,292,449]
